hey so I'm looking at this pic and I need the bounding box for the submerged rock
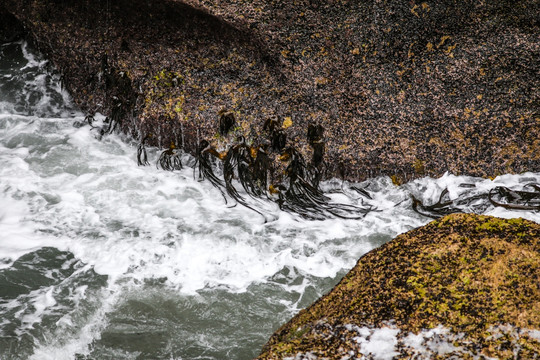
[257,214,540,359]
[1,1,538,181]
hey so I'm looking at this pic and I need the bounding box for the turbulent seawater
[0,41,538,360]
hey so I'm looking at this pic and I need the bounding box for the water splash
[0,41,538,360]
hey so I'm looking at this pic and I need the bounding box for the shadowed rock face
[0,8,25,43]
[257,214,540,359]
[1,0,538,181]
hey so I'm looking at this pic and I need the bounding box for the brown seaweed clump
[157,141,183,171]
[257,214,540,359]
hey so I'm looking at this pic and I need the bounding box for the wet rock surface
[1,0,539,182]
[257,213,540,359]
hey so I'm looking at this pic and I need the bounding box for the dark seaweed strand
[252,145,270,197]
[231,141,260,198]
[137,134,152,166]
[278,147,370,220]
[412,183,540,219]
[411,195,444,219]
[488,186,540,211]
[222,142,268,220]
[347,184,373,200]
[156,142,183,171]
[137,143,149,166]
[519,184,540,206]
[196,140,229,204]
[85,114,95,126]
[218,110,236,136]
[411,188,464,219]
[105,97,122,134]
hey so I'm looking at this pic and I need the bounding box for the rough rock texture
[1,1,539,182]
[257,214,540,359]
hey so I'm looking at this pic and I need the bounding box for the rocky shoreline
[1,0,538,183]
[257,214,540,359]
[1,4,539,358]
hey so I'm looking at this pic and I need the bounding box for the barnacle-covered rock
[257,214,540,359]
[1,0,538,181]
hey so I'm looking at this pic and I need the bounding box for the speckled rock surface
[1,1,539,181]
[256,214,540,359]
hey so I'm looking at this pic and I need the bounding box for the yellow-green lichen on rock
[257,214,540,359]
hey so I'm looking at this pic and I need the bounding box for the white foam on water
[1,41,76,118]
[0,195,42,268]
[406,172,540,223]
[4,112,536,358]
[326,323,539,359]
[19,41,46,71]
[528,329,540,341]
[1,41,539,359]
[29,285,121,360]
[0,113,405,358]
[352,326,400,360]
[20,287,57,329]
[402,325,463,355]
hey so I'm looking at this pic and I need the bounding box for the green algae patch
[257,214,540,359]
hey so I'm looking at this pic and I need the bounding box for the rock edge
[257,214,540,359]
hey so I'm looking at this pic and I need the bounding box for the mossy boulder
[1,1,539,181]
[257,214,540,359]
